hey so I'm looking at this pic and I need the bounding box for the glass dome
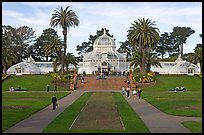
[93,29,116,53]
[94,34,116,46]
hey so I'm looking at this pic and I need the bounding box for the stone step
[76,76,128,90]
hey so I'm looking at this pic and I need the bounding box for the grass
[182,121,202,133]
[2,75,69,91]
[140,75,202,133]
[141,75,202,117]
[70,92,123,130]
[2,91,69,132]
[43,92,149,133]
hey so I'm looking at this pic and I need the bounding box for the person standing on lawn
[47,84,50,92]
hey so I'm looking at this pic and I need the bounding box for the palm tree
[56,53,78,73]
[127,18,160,75]
[145,52,162,72]
[127,49,141,70]
[42,36,63,72]
[50,6,79,74]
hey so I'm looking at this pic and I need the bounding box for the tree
[145,52,162,72]
[56,53,79,73]
[155,32,173,59]
[42,36,63,72]
[2,25,21,73]
[2,47,19,74]
[33,28,61,61]
[15,26,36,59]
[170,26,195,57]
[50,6,79,74]
[117,40,133,59]
[183,34,202,74]
[127,18,160,75]
[127,49,142,70]
[42,36,63,60]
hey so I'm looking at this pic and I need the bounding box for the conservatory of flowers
[77,29,129,74]
[6,28,200,76]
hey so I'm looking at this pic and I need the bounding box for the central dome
[93,29,116,52]
[93,33,116,46]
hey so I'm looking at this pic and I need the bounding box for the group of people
[9,86,15,92]
[174,86,187,91]
[121,82,142,99]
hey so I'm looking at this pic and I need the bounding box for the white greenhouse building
[78,29,129,74]
[6,56,75,75]
[151,57,201,75]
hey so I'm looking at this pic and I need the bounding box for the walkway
[4,90,201,133]
[124,94,202,133]
[3,90,84,133]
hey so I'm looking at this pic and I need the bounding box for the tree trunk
[3,67,7,74]
[62,28,67,74]
[181,43,183,56]
[140,50,146,75]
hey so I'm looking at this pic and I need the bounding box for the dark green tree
[170,26,195,57]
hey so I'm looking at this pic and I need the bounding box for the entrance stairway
[76,76,128,90]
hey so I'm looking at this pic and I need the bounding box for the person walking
[81,77,85,84]
[51,95,58,110]
[133,87,137,99]
[137,88,142,99]
[126,86,130,97]
[121,86,125,96]
[47,84,50,92]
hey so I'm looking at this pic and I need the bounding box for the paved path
[3,90,84,133]
[4,90,202,133]
[124,94,202,133]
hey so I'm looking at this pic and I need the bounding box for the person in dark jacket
[51,96,58,110]
[137,88,142,99]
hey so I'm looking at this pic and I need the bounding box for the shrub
[50,73,73,82]
[133,72,155,83]
[2,74,11,81]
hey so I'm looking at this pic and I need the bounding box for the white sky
[2,2,202,56]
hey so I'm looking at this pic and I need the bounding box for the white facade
[7,56,75,75]
[78,29,129,74]
[151,57,200,75]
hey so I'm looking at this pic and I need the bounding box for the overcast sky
[2,2,202,56]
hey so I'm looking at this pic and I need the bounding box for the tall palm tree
[127,18,160,75]
[50,6,79,74]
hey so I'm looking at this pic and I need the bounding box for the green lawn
[140,75,202,133]
[2,91,69,132]
[43,92,149,133]
[182,121,202,133]
[2,75,69,91]
[142,75,202,117]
